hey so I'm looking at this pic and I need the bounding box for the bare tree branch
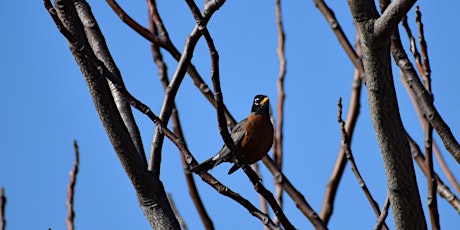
[188,1,294,227]
[402,71,460,195]
[313,0,364,73]
[348,0,427,228]
[74,0,146,163]
[391,24,460,165]
[0,187,5,230]
[148,0,227,177]
[320,30,363,224]
[374,0,417,39]
[44,0,180,228]
[262,157,327,229]
[253,163,270,230]
[147,5,214,228]
[107,0,237,131]
[66,140,79,230]
[407,133,460,212]
[337,98,388,230]
[407,8,439,229]
[273,0,287,225]
[167,194,188,230]
[374,194,391,230]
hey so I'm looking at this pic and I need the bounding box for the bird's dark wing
[189,118,248,173]
[216,118,248,161]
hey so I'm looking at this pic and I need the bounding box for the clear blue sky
[1,1,459,229]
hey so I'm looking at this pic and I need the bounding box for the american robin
[190,95,274,174]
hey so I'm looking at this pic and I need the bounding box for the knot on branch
[197,20,206,31]
[274,172,283,184]
[185,155,193,164]
[329,19,338,29]
[70,41,85,53]
[82,18,95,28]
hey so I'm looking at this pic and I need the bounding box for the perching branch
[188,1,294,227]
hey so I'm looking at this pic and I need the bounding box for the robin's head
[251,95,270,115]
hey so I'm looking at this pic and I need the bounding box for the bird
[190,95,274,174]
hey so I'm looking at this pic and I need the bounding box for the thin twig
[312,0,364,74]
[401,16,424,76]
[66,140,79,230]
[320,31,363,224]
[403,10,440,229]
[148,0,227,177]
[106,0,157,42]
[337,98,388,230]
[167,194,188,230]
[374,194,391,230]
[407,133,460,212]
[391,25,460,164]
[412,7,439,229]
[273,0,287,224]
[262,156,327,229]
[0,187,5,230]
[253,163,269,230]
[416,6,431,86]
[400,71,460,195]
[147,5,214,228]
[434,143,460,194]
[147,0,236,127]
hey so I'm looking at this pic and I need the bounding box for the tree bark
[347,0,427,229]
[53,0,180,228]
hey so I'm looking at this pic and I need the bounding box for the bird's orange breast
[240,114,274,164]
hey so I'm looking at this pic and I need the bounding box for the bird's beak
[260,97,269,105]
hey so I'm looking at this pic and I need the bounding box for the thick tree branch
[45,0,179,228]
[374,0,417,40]
[347,0,427,229]
[75,0,145,163]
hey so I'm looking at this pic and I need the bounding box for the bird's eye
[254,98,260,105]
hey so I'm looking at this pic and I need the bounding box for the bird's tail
[189,157,218,173]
